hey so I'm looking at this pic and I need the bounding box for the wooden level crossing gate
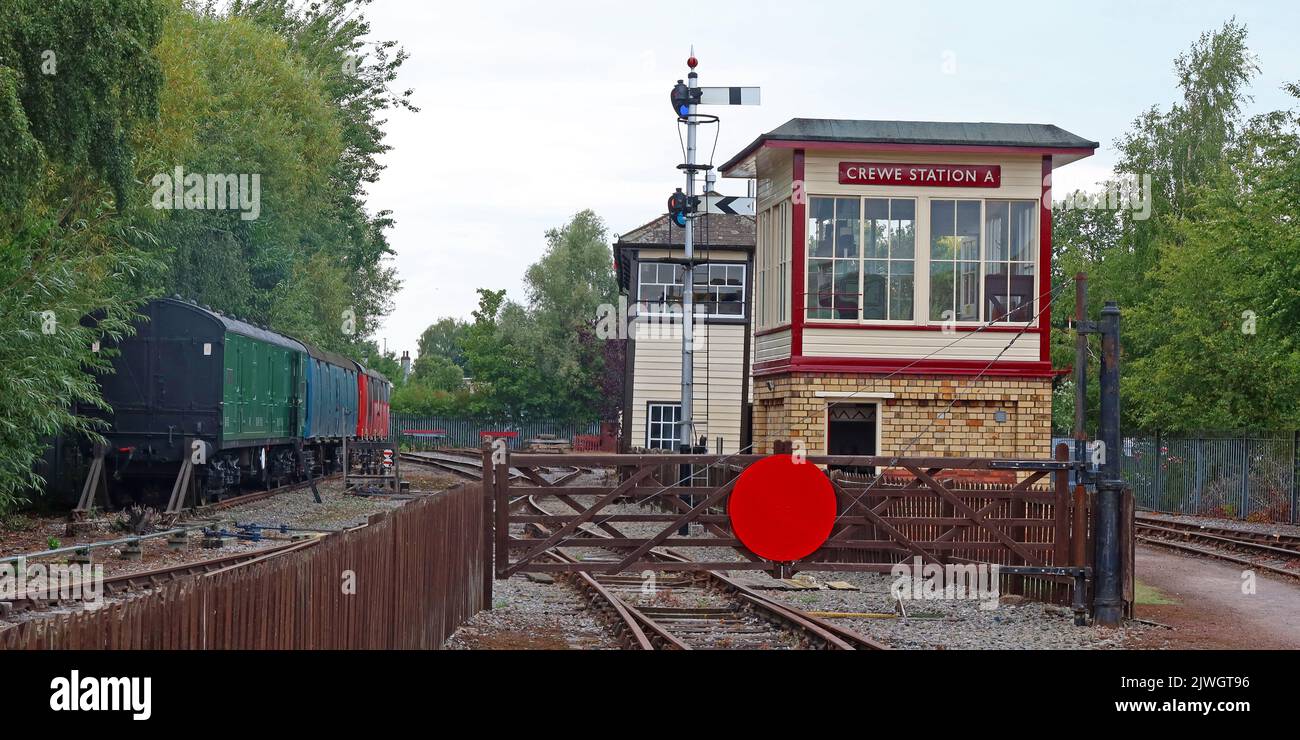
[485,445,1101,617]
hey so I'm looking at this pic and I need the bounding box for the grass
[1134,580,1179,605]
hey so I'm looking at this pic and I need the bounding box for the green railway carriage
[221,327,305,443]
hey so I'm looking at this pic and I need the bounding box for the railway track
[190,472,343,515]
[399,451,489,480]
[518,495,887,650]
[400,450,589,487]
[3,538,321,615]
[1135,513,1300,579]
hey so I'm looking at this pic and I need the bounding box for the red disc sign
[728,455,837,561]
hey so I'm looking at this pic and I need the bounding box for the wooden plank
[826,479,942,565]
[903,465,1041,565]
[494,460,509,578]
[481,445,494,608]
[508,453,1074,469]
[1053,443,1070,566]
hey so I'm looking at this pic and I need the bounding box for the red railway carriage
[353,362,391,440]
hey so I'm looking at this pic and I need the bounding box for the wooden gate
[486,444,1096,612]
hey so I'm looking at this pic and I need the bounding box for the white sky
[360,0,1300,358]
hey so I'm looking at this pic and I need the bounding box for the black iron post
[1292,429,1299,525]
[1094,301,1124,627]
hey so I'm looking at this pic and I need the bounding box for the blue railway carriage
[300,341,359,475]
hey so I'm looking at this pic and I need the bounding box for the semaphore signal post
[666,49,759,451]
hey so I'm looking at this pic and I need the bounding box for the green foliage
[451,212,617,423]
[1051,19,1300,432]
[1126,90,1300,430]
[391,384,473,417]
[231,0,412,341]
[417,317,469,369]
[412,354,464,392]
[0,0,164,213]
[361,346,404,385]
[0,0,166,510]
[0,0,413,510]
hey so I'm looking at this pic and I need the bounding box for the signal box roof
[721,118,1098,176]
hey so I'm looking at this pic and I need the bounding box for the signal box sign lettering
[838,162,1001,188]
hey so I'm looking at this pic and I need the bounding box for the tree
[522,210,617,421]
[416,317,469,369]
[0,0,166,509]
[1108,18,1258,310]
[412,354,464,392]
[458,212,619,423]
[1050,20,1298,432]
[1125,84,1300,430]
[232,0,413,341]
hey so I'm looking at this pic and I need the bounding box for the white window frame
[646,402,681,450]
[983,199,1038,324]
[805,195,917,324]
[927,197,984,324]
[637,262,747,319]
[802,194,1039,328]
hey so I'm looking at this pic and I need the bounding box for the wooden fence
[0,483,486,650]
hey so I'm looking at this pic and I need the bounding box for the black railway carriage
[91,298,308,503]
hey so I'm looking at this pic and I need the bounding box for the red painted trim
[765,140,1096,157]
[752,355,1056,379]
[753,325,793,338]
[790,149,806,358]
[840,161,1001,188]
[802,321,1034,333]
[1039,156,1053,363]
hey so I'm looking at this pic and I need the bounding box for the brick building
[719,119,1096,460]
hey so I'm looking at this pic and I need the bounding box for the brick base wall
[752,372,1053,460]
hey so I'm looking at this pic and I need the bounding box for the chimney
[401,350,411,382]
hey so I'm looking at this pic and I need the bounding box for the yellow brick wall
[752,372,1053,459]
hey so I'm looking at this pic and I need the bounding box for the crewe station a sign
[838,162,1001,188]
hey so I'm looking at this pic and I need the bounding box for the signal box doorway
[827,402,877,474]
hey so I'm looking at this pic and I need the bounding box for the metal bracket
[989,460,1079,471]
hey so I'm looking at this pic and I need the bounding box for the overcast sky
[359,0,1300,358]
